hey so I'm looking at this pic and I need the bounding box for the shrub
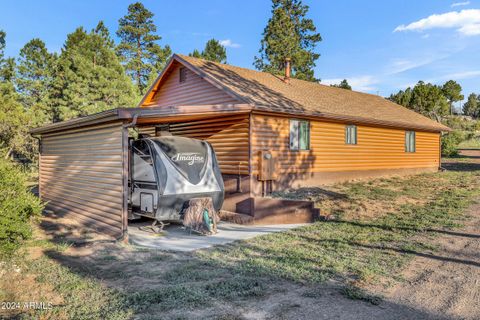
[0,158,43,255]
[441,131,465,156]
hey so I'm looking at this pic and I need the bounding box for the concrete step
[232,197,321,224]
[219,210,254,225]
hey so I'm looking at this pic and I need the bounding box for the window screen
[345,125,357,145]
[405,131,416,152]
[290,119,310,150]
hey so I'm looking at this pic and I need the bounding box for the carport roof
[30,104,253,135]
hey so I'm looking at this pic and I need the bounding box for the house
[31,54,449,238]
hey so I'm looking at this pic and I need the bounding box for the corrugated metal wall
[251,114,440,174]
[39,122,126,238]
[144,62,240,107]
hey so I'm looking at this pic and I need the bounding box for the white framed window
[405,131,416,152]
[345,125,357,145]
[290,119,310,150]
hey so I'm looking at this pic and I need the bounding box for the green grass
[200,170,480,284]
[341,285,382,305]
[0,255,133,319]
[458,137,480,149]
[2,160,480,319]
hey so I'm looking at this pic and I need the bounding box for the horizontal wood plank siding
[251,114,440,174]
[39,122,125,237]
[168,115,250,174]
[144,63,239,107]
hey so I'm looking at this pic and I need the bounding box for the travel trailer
[130,135,224,227]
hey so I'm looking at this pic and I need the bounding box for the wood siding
[137,115,250,175]
[39,122,126,237]
[251,114,440,174]
[143,63,240,107]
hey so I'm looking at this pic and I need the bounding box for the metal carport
[31,104,252,239]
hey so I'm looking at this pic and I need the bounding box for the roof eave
[252,106,451,133]
[30,104,254,135]
[29,109,121,135]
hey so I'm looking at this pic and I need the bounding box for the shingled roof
[148,54,450,132]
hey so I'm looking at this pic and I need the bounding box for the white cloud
[451,1,470,8]
[458,23,480,35]
[394,9,480,36]
[387,53,451,75]
[428,70,480,82]
[219,39,241,48]
[321,76,378,92]
[389,58,432,74]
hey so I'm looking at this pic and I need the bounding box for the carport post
[121,115,138,241]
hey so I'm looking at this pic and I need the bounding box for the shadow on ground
[40,242,453,320]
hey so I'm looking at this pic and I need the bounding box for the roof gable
[139,59,244,108]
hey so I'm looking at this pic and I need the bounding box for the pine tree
[254,0,321,81]
[389,81,450,122]
[442,80,464,115]
[0,30,15,83]
[202,39,227,63]
[330,79,351,90]
[0,31,36,160]
[389,87,413,107]
[463,93,479,118]
[189,39,227,63]
[116,2,171,93]
[0,30,6,77]
[189,49,202,59]
[16,38,57,124]
[53,23,137,121]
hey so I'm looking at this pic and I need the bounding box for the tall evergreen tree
[116,2,171,93]
[389,87,413,108]
[442,80,464,115]
[0,31,36,160]
[53,23,137,121]
[189,39,227,63]
[0,30,15,83]
[254,0,321,81]
[0,30,6,76]
[189,49,202,59]
[463,93,479,118]
[16,38,57,124]
[330,79,352,90]
[411,81,449,122]
[202,39,226,63]
[389,81,449,122]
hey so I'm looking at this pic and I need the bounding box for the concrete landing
[127,221,305,252]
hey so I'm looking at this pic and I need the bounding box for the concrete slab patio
[127,221,306,251]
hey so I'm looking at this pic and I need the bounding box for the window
[345,125,357,145]
[179,67,187,83]
[405,131,416,152]
[132,140,156,182]
[290,119,310,150]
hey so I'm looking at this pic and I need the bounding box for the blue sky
[1,0,479,107]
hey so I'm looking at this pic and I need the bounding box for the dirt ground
[382,202,480,320]
[38,199,479,320]
[3,150,480,320]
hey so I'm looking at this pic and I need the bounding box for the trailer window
[290,119,310,150]
[132,140,156,182]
